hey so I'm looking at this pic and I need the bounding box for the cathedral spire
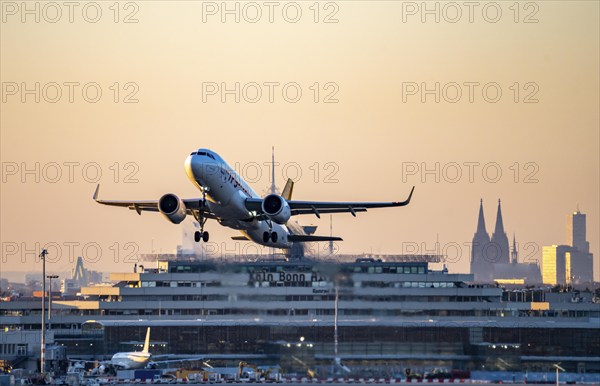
[491,199,510,264]
[476,199,487,235]
[494,199,505,235]
[471,199,491,281]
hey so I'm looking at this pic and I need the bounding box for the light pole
[553,363,565,386]
[334,284,338,364]
[46,275,58,330]
[39,249,48,375]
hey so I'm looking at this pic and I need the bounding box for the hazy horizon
[1,1,598,280]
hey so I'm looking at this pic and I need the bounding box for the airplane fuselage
[185,149,292,248]
[110,351,151,369]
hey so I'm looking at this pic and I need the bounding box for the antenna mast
[329,215,334,256]
[270,146,276,194]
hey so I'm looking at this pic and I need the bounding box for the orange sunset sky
[1,1,598,279]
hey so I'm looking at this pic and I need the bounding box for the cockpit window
[194,150,215,159]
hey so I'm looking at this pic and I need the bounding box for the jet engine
[261,194,291,224]
[158,193,187,224]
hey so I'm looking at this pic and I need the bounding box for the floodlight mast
[47,275,59,330]
[39,249,48,375]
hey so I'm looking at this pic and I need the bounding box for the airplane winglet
[93,184,100,201]
[404,186,415,205]
[391,186,415,206]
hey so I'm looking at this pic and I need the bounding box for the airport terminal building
[1,257,599,376]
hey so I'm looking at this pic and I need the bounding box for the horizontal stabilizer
[288,235,343,242]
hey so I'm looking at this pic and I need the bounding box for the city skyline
[1,1,598,280]
[1,188,597,281]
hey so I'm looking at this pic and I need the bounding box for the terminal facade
[2,258,599,376]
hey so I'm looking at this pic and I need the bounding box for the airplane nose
[185,152,218,186]
[185,154,193,166]
[185,155,196,181]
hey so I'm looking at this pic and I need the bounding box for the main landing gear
[194,216,209,242]
[262,231,278,243]
[194,230,209,242]
[263,220,278,243]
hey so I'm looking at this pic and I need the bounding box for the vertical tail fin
[142,327,151,353]
[282,178,294,201]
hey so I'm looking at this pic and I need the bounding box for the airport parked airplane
[108,327,152,369]
[93,149,414,248]
[69,327,151,371]
[70,328,208,373]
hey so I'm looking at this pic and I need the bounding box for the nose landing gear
[193,200,209,243]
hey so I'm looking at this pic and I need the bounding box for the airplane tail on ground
[142,327,151,353]
[335,357,351,373]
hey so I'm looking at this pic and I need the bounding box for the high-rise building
[542,245,573,285]
[567,210,590,253]
[565,210,594,283]
[543,209,594,284]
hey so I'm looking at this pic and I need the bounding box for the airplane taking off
[94,149,414,248]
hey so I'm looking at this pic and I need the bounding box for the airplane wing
[245,186,414,219]
[149,356,212,367]
[68,358,110,365]
[92,185,217,219]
